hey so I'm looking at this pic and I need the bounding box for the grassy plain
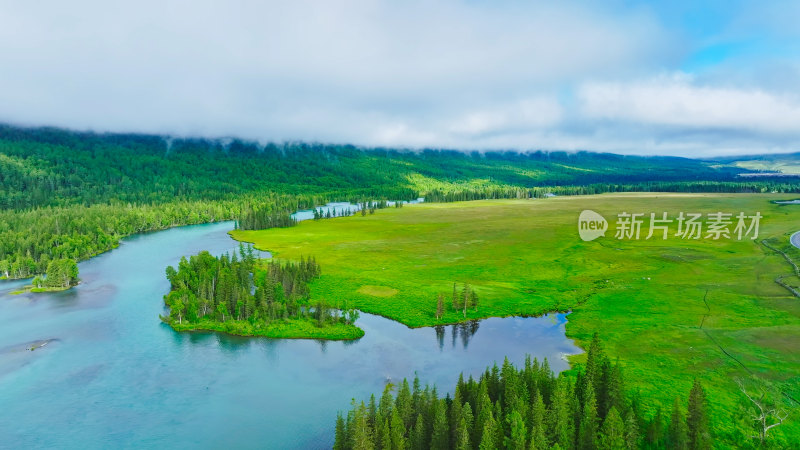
[168,318,365,340]
[232,193,800,440]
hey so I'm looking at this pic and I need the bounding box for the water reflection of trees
[435,320,481,350]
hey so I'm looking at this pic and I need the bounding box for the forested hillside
[2,124,800,280]
[717,152,800,176]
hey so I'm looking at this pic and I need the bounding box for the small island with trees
[161,244,364,340]
[11,258,80,294]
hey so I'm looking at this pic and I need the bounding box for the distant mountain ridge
[0,123,762,211]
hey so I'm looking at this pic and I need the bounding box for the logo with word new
[577,210,762,242]
[578,210,608,241]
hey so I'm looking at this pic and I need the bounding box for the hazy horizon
[1,1,799,157]
[6,120,800,162]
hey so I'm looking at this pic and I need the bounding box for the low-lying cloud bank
[0,1,798,157]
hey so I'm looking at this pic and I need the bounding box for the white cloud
[579,74,800,134]
[0,1,667,141]
[445,97,564,137]
[0,1,798,157]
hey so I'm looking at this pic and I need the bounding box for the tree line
[436,283,479,319]
[3,124,797,281]
[334,334,728,449]
[424,181,800,203]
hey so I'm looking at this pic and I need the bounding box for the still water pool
[0,221,580,449]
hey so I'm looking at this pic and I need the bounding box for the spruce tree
[579,383,599,450]
[430,399,449,450]
[584,333,605,403]
[378,418,391,450]
[461,402,474,447]
[334,413,347,450]
[351,401,375,450]
[479,415,498,450]
[646,407,663,446]
[474,385,493,447]
[548,377,574,449]
[367,394,377,427]
[686,379,711,450]
[455,417,472,450]
[668,397,688,449]
[598,406,625,450]
[462,283,470,317]
[450,387,464,447]
[530,390,548,449]
[624,410,640,449]
[396,379,413,428]
[378,384,394,421]
[505,410,528,450]
[411,413,425,450]
[390,408,406,450]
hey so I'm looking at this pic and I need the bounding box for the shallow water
[0,221,580,449]
[291,199,425,221]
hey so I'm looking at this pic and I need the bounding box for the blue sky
[0,0,799,157]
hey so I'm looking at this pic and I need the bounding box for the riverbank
[10,284,73,295]
[0,214,577,449]
[232,193,800,442]
[166,317,365,340]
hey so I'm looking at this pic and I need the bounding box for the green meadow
[232,193,800,438]
[168,318,365,340]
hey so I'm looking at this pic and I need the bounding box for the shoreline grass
[10,285,73,295]
[231,193,800,441]
[167,318,365,340]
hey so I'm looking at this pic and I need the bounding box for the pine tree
[390,408,406,450]
[598,406,625,450]
[431,399,449,450]
[379,384,394,421]
[504,410,528,450]
[436,293,444,319]
[334,413,347,450]
[529,390,548,449]
[455,417,472,450]
[411,413,426,450]
[579,382,599,450]
[461,402,474,447]
[584,333,605,403]
[549,377,574,449]
[332,334,682,450]
[686,379,711,450]
[646,407,663,446]
[378,418,391,450]
[367,394,377,427]
[351,401,375,450]
[450,387,464,447]
[603,361,624,418]
[624,410,640,449]
[396,379,413,428]
[479,415,498,450]
[668,397,688,449]
[462,283,470,317]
